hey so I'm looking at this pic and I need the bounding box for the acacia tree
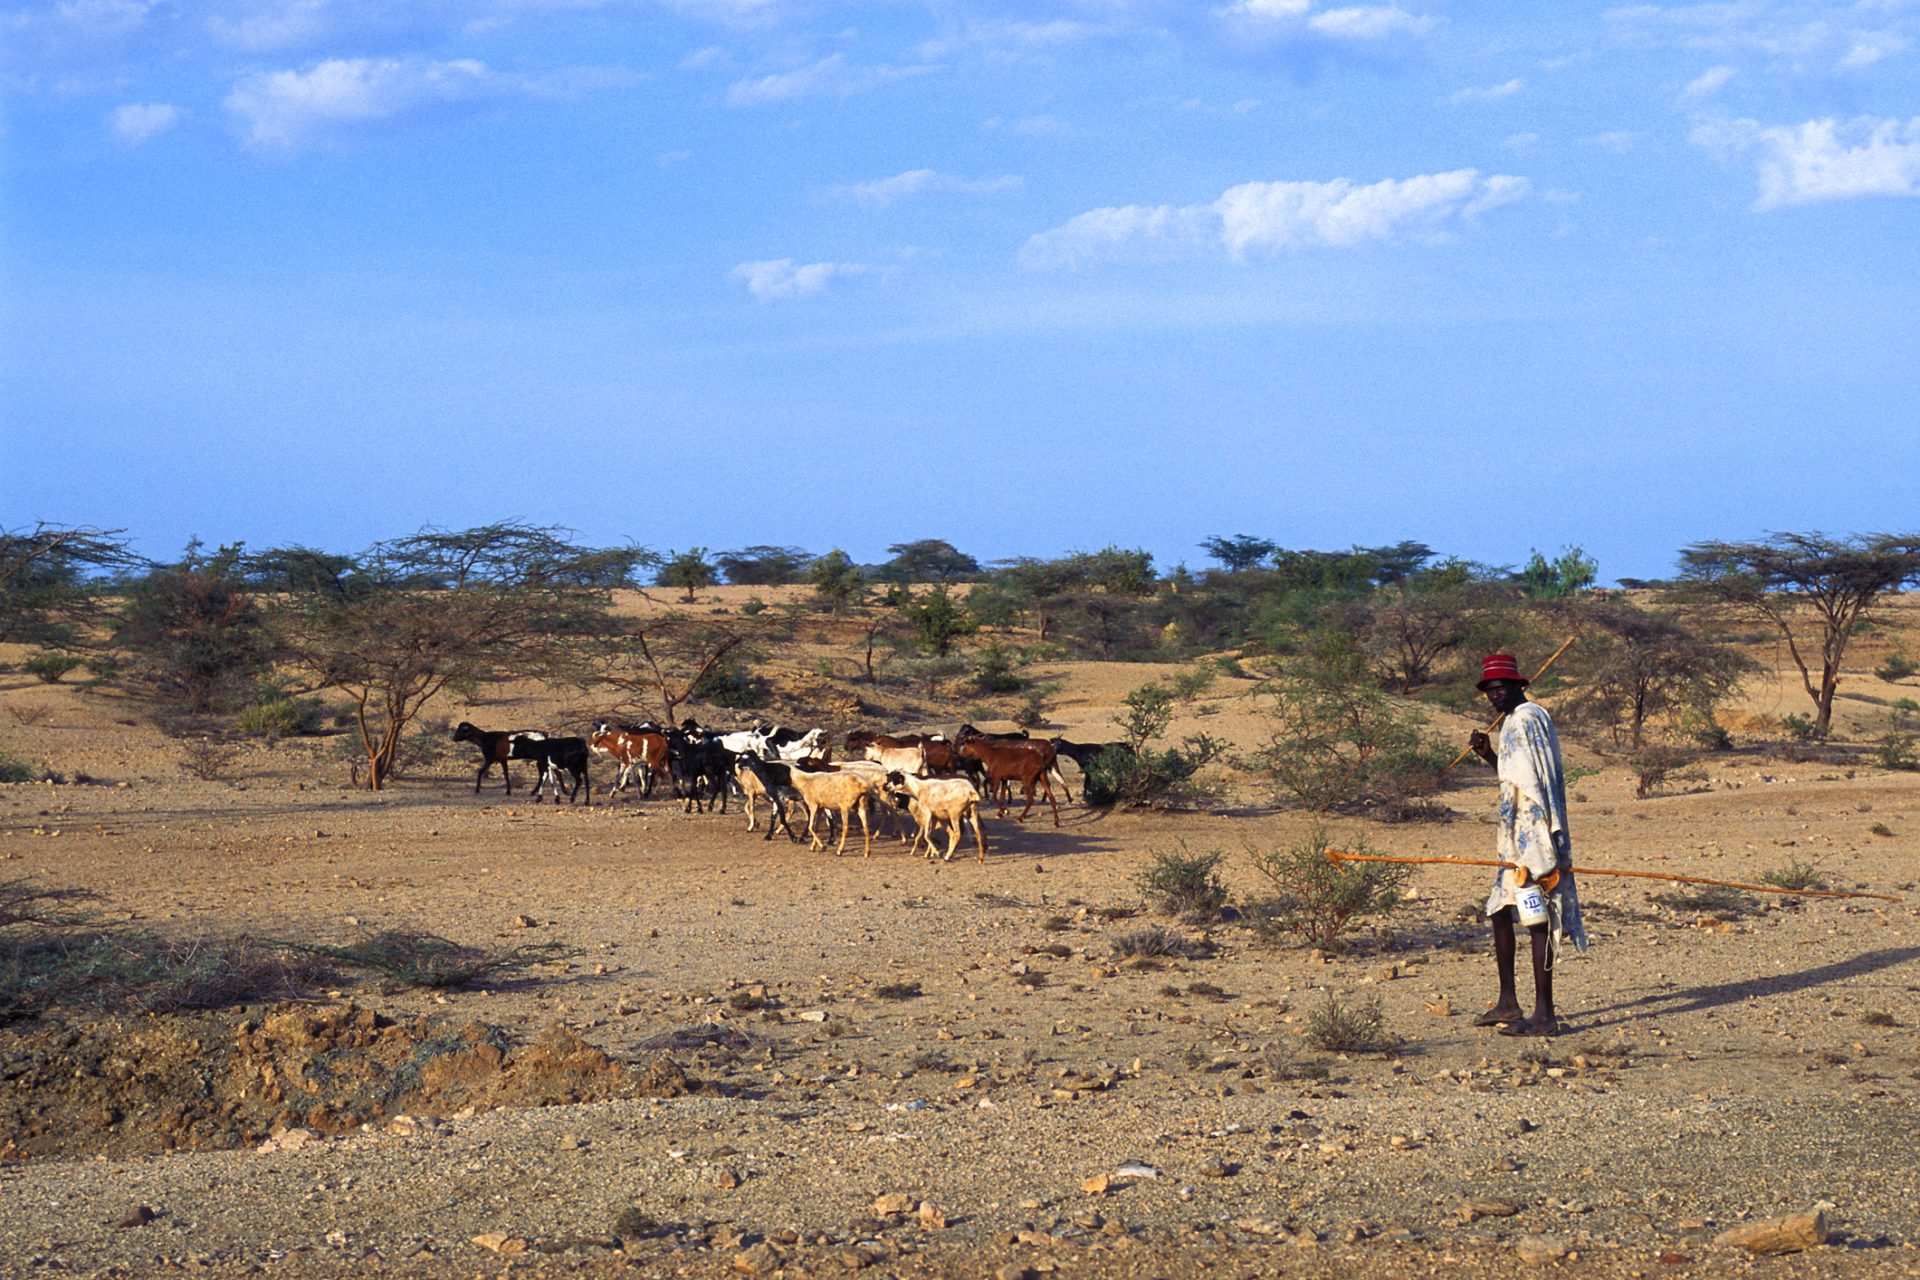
[1568,601,1756,747]
[0,523,141,650]
[1678,532,1920,736]
[657,548,716,602]
[113,540,275,715]
[1201,534,1277,573]
[272,523,641,789]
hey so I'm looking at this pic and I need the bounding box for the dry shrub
[1259,1038,1331,1082]
[1247,830,1410,949]
[178,738,239,781]
[1630,747,1704,798]
[1110,926,1211,960]
[6,704,50,727]
[872,981,922,1000]
[1304,992,1392,1053]
[1653,885,1754,918]
[1759,856,1828,892]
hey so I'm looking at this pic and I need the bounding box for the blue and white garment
[1483,701,1588,959]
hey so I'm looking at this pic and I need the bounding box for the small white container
[1515,882,1550,927]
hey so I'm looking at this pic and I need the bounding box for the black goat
[510,734,591,805]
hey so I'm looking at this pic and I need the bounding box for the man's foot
[1474,1004,1525,1027]
[1497,1016,1562,1037]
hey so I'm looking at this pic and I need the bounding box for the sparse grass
[284,929,577,989]
[1247,829,1410,950]
[726,990,764,1012]
[1759,857,1829,892]
[1094,905,1137,922]
[1653,885,1755,918]
[910,1049,958,1072]
[1259,1038,1331,1081]
[1870,822,1895,838]
[1873,734,1919,772]
[971,891,1026,908]
[872,981,922,1000]
[1136,847,1229,923]
[1863,1011,1899,1028]
[612,1209,678,1241]
[1039,915,1072,932]
[1304,992,1392,1054]
[1110,926,1211,960]
[1186,981,1226,1000]
[233,694,329,737]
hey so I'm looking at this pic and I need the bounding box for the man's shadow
[1573,947,1920,1030]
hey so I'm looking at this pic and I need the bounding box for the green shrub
[233,694,329,737]
[1629,747,1699,798]
[1874,734,1919,772]
[1304,992,1392,1053]
[1248,830,1409,949]
[22,651,85,684]
[1110,926,1211,960]
[1082,737,1224,808]
[740,596,768,616]
[1780,712,1821,742]
[0,750,35,784]
[1254,675,1448,813]
[971,642,1026,694]
[1876,650,1917,683]
[1136,848,1229,922]
[693,657,768,709]
[1759,857,1828,892]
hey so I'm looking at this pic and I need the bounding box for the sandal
[1474,1006,1523,1027]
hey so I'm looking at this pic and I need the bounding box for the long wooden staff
[1325,850,1901,903]
[1444,636,1579,771]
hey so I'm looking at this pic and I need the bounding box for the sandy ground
[3,596,1919,1279]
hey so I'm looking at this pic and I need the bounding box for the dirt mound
[0,1003,709,1160]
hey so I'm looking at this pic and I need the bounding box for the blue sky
[4,0,1917,580]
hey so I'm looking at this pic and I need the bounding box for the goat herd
[449,719,1119,863]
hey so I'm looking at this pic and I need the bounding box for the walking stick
[1323,850,1902,903]
[1445,637,1579,771]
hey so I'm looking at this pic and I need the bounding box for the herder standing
[1466,653,1587,1036]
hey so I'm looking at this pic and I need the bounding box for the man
[1467,653,1587,1036]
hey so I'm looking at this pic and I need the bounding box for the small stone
[1515,1235,1569,1264]
[256,1126,319,1154]
[1458,1199,1521,1223]
[917,1202,948,1230]
[1511,1117,1539,1135]
[472,1233,528,1255]
[715,1168,741,1190]
[872,1193,914,1216]
[116,1206,155,1229]
[733,1243,782,1275]
[513,914,538,929]
[1080,1175,1111,1195]
[1196,1157,1233,1179]
[1425,996,1452,1018]
[1233,1217,1290,1238]
[1714,1209,1828,1255]
[1015,1229,1057,1248]
[797,1010,829,1022]
[995,1267,1031,1280]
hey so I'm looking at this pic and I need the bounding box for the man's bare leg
[1477,907,1527,1025]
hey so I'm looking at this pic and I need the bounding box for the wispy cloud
[1604,2,1916,77]
[1449,76,1525,104]
[827,168,1023,206]
[224,57,519,148]
[1021,169,1530,268]
[730,258,875,299]
[1584,130,1640,153]
[725,53,934,106]
[1220,0,1438,42]
[1692,114,1920,208]
[917,18,1106,60]
[1681,63,1737,99]
[108,100,181,142]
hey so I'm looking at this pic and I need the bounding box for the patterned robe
[1483,701,1588,958]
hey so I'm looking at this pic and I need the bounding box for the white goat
[885,770,988,863]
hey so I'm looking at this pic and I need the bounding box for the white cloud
[828,168,1023,206]
[108,100,181,142]
[1692,114,1920,208]
[1604,2,1917,76]
[1022,169,1530,268]
[918,19,1105,60]
[1449,76,1525,104]
[1307,5,1435,41]
[1218,0,1437,44]
[1584,129,1640,153]
[725,53,933,106]
[1682,63,1737,98]
[224,57,515,148]
[730,258,873,300]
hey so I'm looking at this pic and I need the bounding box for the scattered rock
[1080,1174,1111,1195]
[1457,1199,1521,1223]
[1515,1235,1569,1264]
[995,1266,1032,1280]
[256,1127,319,1155]
[714,1167,741,1190]
[917,1201,949,1230]
[872,1193,915,1216]
[1425,996,1452,1018]
[1196,1157,1234,1179]
[512,915,539,929]
[733,1242,783,1274]
[472,1233,528,1255]
[1715,1209,1828,1255]
[115,1205,156,1229]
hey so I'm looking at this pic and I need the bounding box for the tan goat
[885,770,988,863]
[783,765,880,856]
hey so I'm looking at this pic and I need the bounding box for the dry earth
[3,590,1919,1279]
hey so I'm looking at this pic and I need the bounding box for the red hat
[1477,653,1528,690]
